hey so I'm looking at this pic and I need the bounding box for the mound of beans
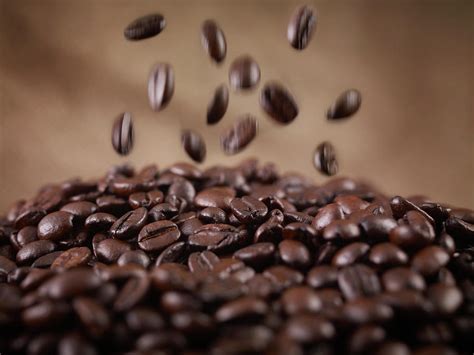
[0,160,473,355]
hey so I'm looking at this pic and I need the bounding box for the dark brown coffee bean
[405,210,436,241]
[149,202,179,221]
[260,82,298,124]
[327,89,362,120]
[0,283,21,312]
[181,130,206,163]
[117,250,150,268]
[13,226,38,248]
[254,215,283,243]
[155,241,189,266]
[220,115,258,155]
[230,196,268,224]
[234,243,275,269]
[281,286,322,315]
[37,211,75,241]
[188,250,220,273]
[20,268,54,291]
[343,298,393,324]
[161,291,201,315]
[195,187,236,210]
[201,19,226,63]
[412,246,449,276]
[283,222,317,246]
[16,240,56,265]
[108,177,155,197]
[279,239,311,270]
[359,215,398,241]
[207,84,229,125]
[148,63,174,111]
[313,142,338,176]
[126,306,165,332]
[109,207,148,240]
[390,196,435,223]
[427,283,463,315]
[114,276,150,311]
[229,55,260,90]
[445,216,474,246]
[60,201,97,222]
[375,342,411,355]
[338,264,381,300]
[323,220,361,242]
[263,265,304,291]
[215,296,268,323]
[284,315,334,344]
[85,213,117,231]
[0,255,16,274]
[14,206,46,229]
[124,13,165,40]
[22,300,70,327]
[31,251,63,268]
[382,267,426,292]
[151,263,198,292]
[128,190,164,209]
[95,239,131,263]
[58,333,97,355]
[332,242,370,267]
[212,258,245,279]
[96,196,128,216]
[52,247,92,269]
[138,220,181,252]
[287,5,316,50]
[369,242,408,267]
[73,297,110,337]
[168,180,196,206]
[389,225,433,250]
[312,203,345,232]
[348,324,386,353]
[306,265,338,289]
[38,269,100,299]
[111,112,134,156]
[99,264,147,281]
[334,194,370,214]
[198,207,227,224]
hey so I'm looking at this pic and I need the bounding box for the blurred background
[0,0,472,211]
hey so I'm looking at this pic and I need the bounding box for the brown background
[0,0,473,212]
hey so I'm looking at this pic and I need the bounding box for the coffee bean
[348,324,386,353]
[52,247,92,270]
[234,243,275,270]
[327,89,362,120]
[390,196,435,224]
[16,240,56,265]
[118,250,150,268]
[95,239,131,263]
[375,342,411,355]
[149,202,179,221]
[0,255,16,274]
[382,267,426,292]
[359,215,398,241]
[215,296,268,323]
[111,112,134,156]
[254,216,283,243]
[338,264,381,300]
[278,239,311,270]
[148,63,174,111]
[323,220,361,242]
[31,251,64,268]
[201,19,226,63]
[369,242,408,268]
[96,196,128,216]
[58,333,97,355]
[389,225,432,250]
[263,265,304,291]
[230,196,268,224]
[412,246,449,276]
[445,217,474,246]
[284,315,334,344]
[128,190,164,210]
[313,142,338,176]
[85,213,117,231]
[229,55,260,90]
[14,206,46,229]
[198,207,227,224]
[181,130,206,163]
[195,187,236,210]
[343,298,393,324]
[312,203,345,232]
[220,115,258,155]
[114,276,150,311]
[109,207,148,240]
[155,242,189,266]
[188,250,220,274]
[138,220,181,253]
[73,297,110,337]
[281,286,322,315]
[124,13,165,40]
[332,242,370,267]
[126,306,165,331]
[287,5,316,50]
[427,283,463,315]
[22,300,71,328]
[151,264,198,292]
[38,269,100,299]
[283,222,317,246]
[260,82,298,124]
[306,265,338,289]
[207,84,229,125]
[37,211,75,241]
[13,226,38,248]
[60,202,97,222]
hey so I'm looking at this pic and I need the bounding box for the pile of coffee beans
[113,5,362,175]
[0,159,473,354]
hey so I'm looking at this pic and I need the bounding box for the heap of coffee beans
[114,5,362,175]
[1,159,473,354]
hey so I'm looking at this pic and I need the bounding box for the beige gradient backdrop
[0,0,473,212]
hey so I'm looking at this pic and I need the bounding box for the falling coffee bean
[260,82,298,124]
[229,55,261,91]
[313,142,338,176]
[207,84,229,125]
[287,5,317,50]
[327,89,362,120]
[220,115,258,155]
[148,63,174,111]
[201,19,227,63]
[124,13,166,41]
[111,112,134,156]
[181,130,206,163]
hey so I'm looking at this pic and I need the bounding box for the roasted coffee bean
[38,269,100,299]
[198,207,227,224]
[323,220,361,242]
[117,250,150,268]
[327,89,362,120]
[412,246,449,276]
[278,239,311,270]
[207,84,229,125]
[369,242,408,268]
[284,315,334,344]
[31,251,63,268]
[390,196,435,223]
[60,201,97,222]
[181,130,206,163]
[111,112,134,156]
[338,264,381,300]
[445,217,474,246]
[21,300,71,327]
[12,226,38,248]
[151,263,198,292]
[73,297,110,337]
[335,194,370,215]
[16,240,56,265]
[389,225,433,250]
[281,286,322,315]
[0,255,16,275]
[220,115,258,155]
[126,306,165,332]
[109,207,148,240]
[283,211,313,224]
[260,82,298,124]
[201,19,226,63]
[306,265,338,289]
[108,177,155,197]
[313,142,338,176]
[342,298,393,324]
[287,5,316,50]
[375,342,411,355]
[96,196,128,216]
[405,210,436,241]
[312,203,345,232]
[124,13,165,40]
[215,296,268,323]
[188,250,220,274]
[58,333,97,355]
[14,206,46,229]
[427,283,463,315]
[229,55,260,90]
[283,222,317,246]
[230,196,268,224]
[212,258,245,279]
[149,202,179,221]
[254,216,283,243]
[85,212,117,231]
[37,211,75,241]
[348,324,386,353]
[95,239,131,263]
[332,242,370,267]
[195,187,236,210]
[155,241,189,266]
[263,265,304,291]
[114,276,150,311]
[148,63,174,111]
[137,220,180,253]
[359,215,397,241]
[161,291,201,315]
[234,243,275,270]
[52,247,92,269]
[169,180,196,206]
[128,190,164,209]
[382,267,426,292]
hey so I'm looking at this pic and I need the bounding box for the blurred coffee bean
[220,115,258,155]
[260,82,298,124]
[181,130,206,163]
[201,19,226,63]
[327,89,362,120]
[287,5,317,50]
[124,13,165,40]
[313,142,338,176]
[207,84,229,125]
[148,63,174,111]
[111,112,134,156]
[229,55,261,90]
